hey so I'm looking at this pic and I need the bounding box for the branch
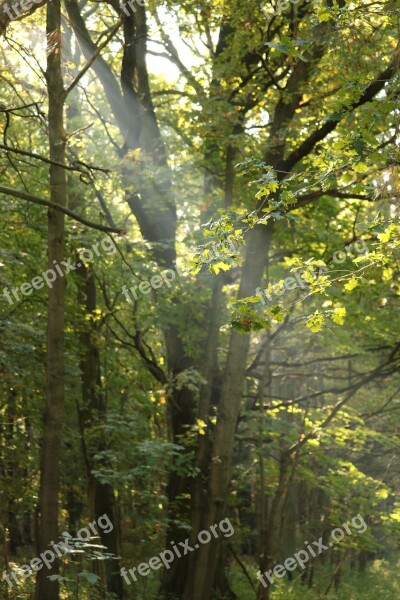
[153,10,203,96]
[362,387,400,420]
[288,347,400,455]
[282,46,400,174]
[270,353,361,368]
[0,185,124,234]
[64,17,123,97]
[65,0,131,143]
[105,307,167,384]
[0,102,42,113]
[0,143,110,174]
[228,544,257,592]
[294,189,373,206]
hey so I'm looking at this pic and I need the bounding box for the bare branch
[0,185,124,234]
[64,17,122,97]
[0,143,110,174]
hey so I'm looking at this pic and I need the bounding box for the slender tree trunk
[5,389,23,555]
[76,265,123,598]
[257,451,291,600]
[35,4,66,599]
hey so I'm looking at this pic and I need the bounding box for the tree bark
[35,3,66,599]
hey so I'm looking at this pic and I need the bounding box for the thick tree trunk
[35,3,66,599]
[184,222,274,600]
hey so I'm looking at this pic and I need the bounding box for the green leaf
[78,571,101,585]
[264,42,291,54]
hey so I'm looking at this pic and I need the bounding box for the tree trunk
[35,3,66,599]
[76,265,123,598]
[184,222,274,600]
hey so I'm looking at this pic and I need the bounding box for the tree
[0,1,399,599]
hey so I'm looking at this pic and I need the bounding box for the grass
[231,558,400,600]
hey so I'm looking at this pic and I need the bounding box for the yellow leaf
[306,312,324,332]
[318,11,332,21]
[353,162,369,173]
[378,228,392,243]
[332,306,346,325]
[196,419,207,435]
[382,267,393,283]
[344,277,359,291]
[376,488,389,500]
[211,262,231,274]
